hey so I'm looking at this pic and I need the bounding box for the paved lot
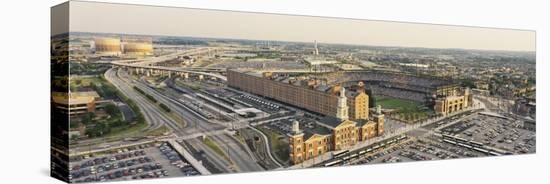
[351,141,415,165]
[232,94,282,114]
[115,101,136,121]
[443,114,536,154]
[69,142,200,183]
[262,116,318,135]
[366,139,478,165]
[308,110,535,169]
[384,118,408,134]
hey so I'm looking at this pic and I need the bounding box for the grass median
[202,137,231,162]
[258,127,290,163]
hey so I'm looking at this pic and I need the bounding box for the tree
[86,123,111,137]
[110,119,125,127]
[461,79,476,88]
[71,134,80,141]
[69,122,80,129]
[81,112,95,125]
[104,104,119,117]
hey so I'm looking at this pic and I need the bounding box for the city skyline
[64,1,535,52]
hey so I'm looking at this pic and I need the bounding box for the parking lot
[363,138,479,165]
[389,114,536,164]
[69,142,200,183]
[316,111,535,168]
[422,109,479,130]
[351,141,415,165]
[261,116,325,135]
[439,114,535,154]
[232,94,282,114]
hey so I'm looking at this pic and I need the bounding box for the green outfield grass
[374,96,431,123]
[374,96,422,112]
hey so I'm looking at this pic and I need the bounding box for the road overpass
[110,47,227,81]
[119,47,222,66]
[137,47,221,65]
[113,63,227,81]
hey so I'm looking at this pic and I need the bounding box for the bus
[473,147,489,154]
[443,139,457,145]
[342,156,351,161]
[333,150,349,158]
[441,134,453,139]
[470,141,484,147]
[454,137,469,143]
[324,160,342,167]
[397,135,407,141]
[366,148,373,153]
[457,142,473,149]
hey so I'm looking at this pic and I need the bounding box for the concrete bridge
[119,47,222,65]
[135,47,223,65]
[110,47,228,80]
[113,63,227,81]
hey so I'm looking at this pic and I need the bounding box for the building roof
[287,119,332,140]
[315,84,331,92]
[346,90,368,98]
[303,124,332,140]
[355,119,368,127]
[304,133,329,142]
[317,116,357,129]
[318,116,342,128]
[304,56,338,65]
[52,91,100,105]
[356,119,377,127]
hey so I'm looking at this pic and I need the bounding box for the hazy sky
[65,1,535,51]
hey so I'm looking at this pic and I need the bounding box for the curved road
[124,69,264,172]
[105,68,172,132]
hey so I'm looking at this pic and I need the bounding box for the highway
[117,69,264,172]
[116,68,208,137]
[110,47,227,81]
[208,133,264,172]
[247,125,285,168]
[70,68,177,152]
[75,49,266,172]
[164,78,283,168]
[105,68,171,132]
[144,82,264,171]
[127,76,224,134]
[114,68,249,172]
[114,63,227,81]
[185,138,236,173]
[128,47,220,66]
